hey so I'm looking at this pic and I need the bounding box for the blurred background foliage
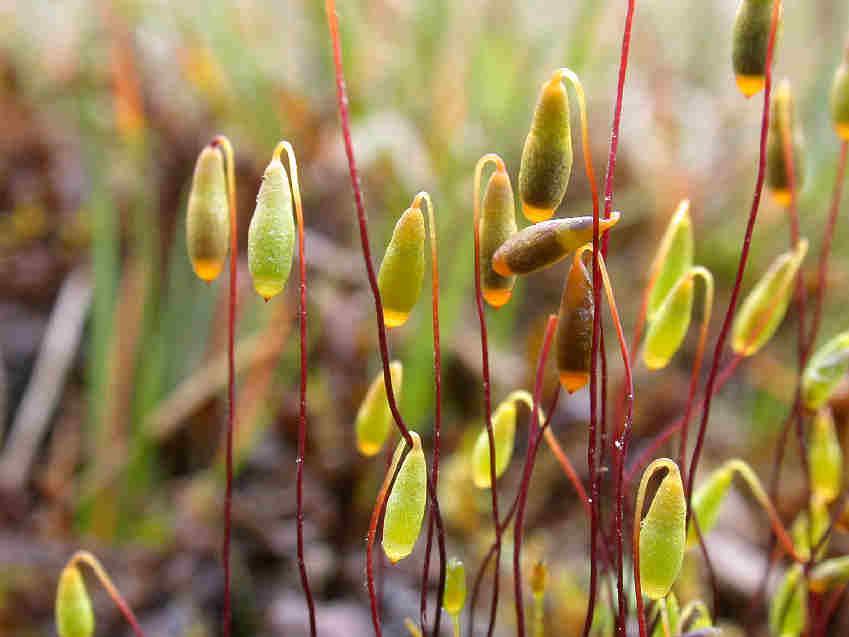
[0,0,848,635]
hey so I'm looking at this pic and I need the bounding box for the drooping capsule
[810,555,849,593]
[731,239,808,357]
[382,432,427,563]
[443,557,467,617]
[492,212,620,277]
[479,164,518,307]
[186,145,229,281]
[766,80,805,207]
[808,407,843,504]
[769,564,806,637]
[555,249,593,392]
[647,200,694,321]
[643,273,694,370]
[56,565,95,637]
[802,330,849,410]
[377,206,426,328]
[638,460,687,600]
[355,362,403,456]
[519,72,573,222]
[831,54,849,140]
[471,398,518,488]
[732,0,779,98]
[248,155,295,300]
[686,462,734,548]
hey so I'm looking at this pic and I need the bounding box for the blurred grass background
[0,1,848,635]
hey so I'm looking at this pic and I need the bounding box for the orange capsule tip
[522,202,554,223]
[835,123,849,141]
[383,308,410,328]
[771,188,792,207]
[735,74,766,98]
[559,371,590,393]
[357,439,383,457]
[482,287,513,308]
[192,258,224,282]
[491,254,514,278]
[253,279,283,301]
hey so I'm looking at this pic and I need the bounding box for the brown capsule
[766,79,804,207]
[492,212,620,277]
[479,166,518,307]
[555,249,593,393]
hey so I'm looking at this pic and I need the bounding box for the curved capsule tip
[736,74,765,98]
[560,370,589,393]
[482,286,513,308]
[523,202,554,223]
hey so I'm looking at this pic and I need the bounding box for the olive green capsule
[731,239,808,357]
[479,165,518,308]
[686,463,734,548]
[831,56,849,140]
[769,564,806,637]
[643,274,694,370]
[248,156,295,300]
[637,459,687,600]
[732,0,778,98]
[444,557,467,617]
[382,432,427,563]
[492,212,620,277]
[810,555,849,593]
[791,498,830,561]
[519,73,573,222]
[802,330,849,410]
[808,407,843,504]
[56,565,95,637]
[471,398,518,488]
[766,80,805,207]
[647,200,694,321]
[555,249,593,393]
[186,145,229,281]
[377,207,426,328]
[355,362,403,456]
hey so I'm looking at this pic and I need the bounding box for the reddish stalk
[686,0,782,506]
[69,551,146,637]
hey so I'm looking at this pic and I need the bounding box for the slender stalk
[69,551,146,637]
[211,134,237,637]
[686,0,783,505]
[272,141,317,636]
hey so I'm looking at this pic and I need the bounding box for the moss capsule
[731,239,807,357]
[555,250,593,392]
[56,565,94,637]
[802,330,849,410]
[808,407,843,504]
[810,555,849,593]
[377,207,426,328]
[248,156,295,300]
[492,212,620,277]
[769,564,806,637]
[638,460,687,600]
[831,56,849,140]
[444,557,467,617]
[686,463,734,548]
[479,165,518,307]
[471,398,518,488]
[186,145,229,281]
[643,274,694,370]
[766,80,805,207]
[647,200,694,321]
[382,432,427,563]
[519,73,573,222]
[355,362,403,456]
[732,0,778,98]
[791,498,830,561]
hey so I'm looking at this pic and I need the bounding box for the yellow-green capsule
[519,73,573,222]
[355,362,403,456]
[810,555,849,593]
[479,165,518,308]
[686,463,734,548]
[808,407,843,504]
[791,498,830,562]
[647,200,694,321]
[248,156,295,300]
[831,55,849,140]
[444,557,467,617]
[377,207,426,328]
[769,565,806,637]
[382,432,427,563]
[471,398,518,488]
[56,565,95,637]
[492,212,620,277]
[731,239,808,357]
[186,145,229,281]
[638,460,687,601]
[766,80,805,207]
[555,249,593,393]
[643,274,694,371]
[802,330,849,410]
[732,0,778,98]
